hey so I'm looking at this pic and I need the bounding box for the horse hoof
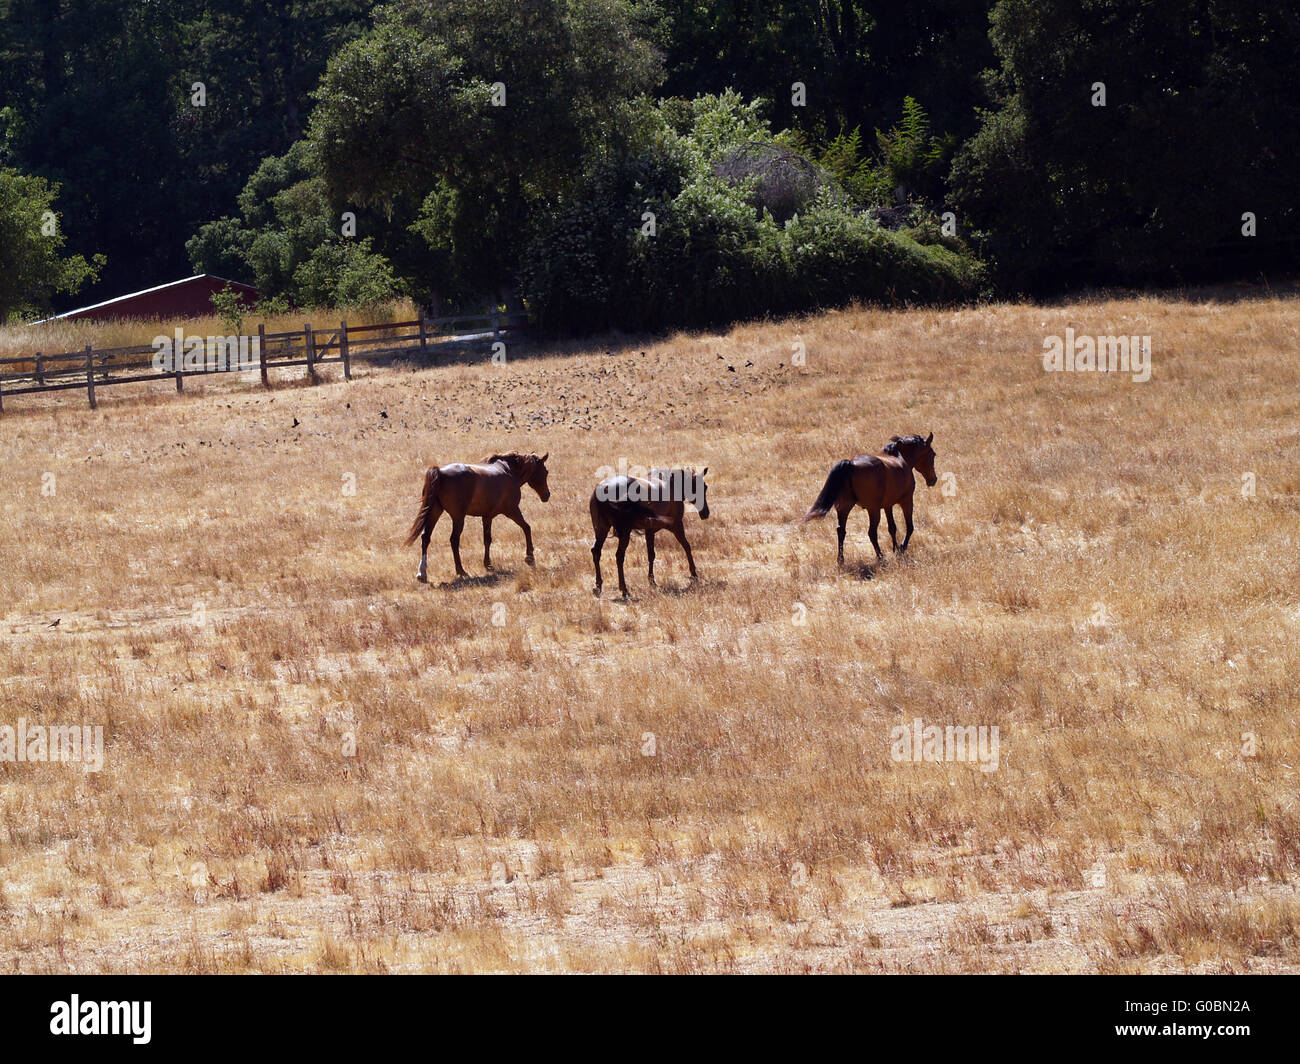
[525,556,536,567]
[593,587,602,598]
[416,571,428,583]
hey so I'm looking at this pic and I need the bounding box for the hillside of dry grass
[0,290,1297,973]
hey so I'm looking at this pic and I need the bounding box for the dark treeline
[1,0,1295,327]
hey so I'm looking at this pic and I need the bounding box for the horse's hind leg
[835,503,852,567]
[615,530,632,599]
[886,506,899,552]
[645,530,657,586]
[417,505,443,583]
[482,516,493,570]
[867,508,884,560]
[449,515,468,578]
[591,512,609,596]
[670,522,697,581]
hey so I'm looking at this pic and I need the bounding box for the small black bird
[292,417,299,428]
[745,360,753,367]
[380,410,388,418]
[47,619,59,629]
[727,365,735,372]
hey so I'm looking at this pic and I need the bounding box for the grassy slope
[0,290,1297,972]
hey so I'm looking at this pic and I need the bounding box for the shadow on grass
[432,570,514,590]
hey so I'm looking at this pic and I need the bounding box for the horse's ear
[701,467,708,477]
[540,452,549,463]
[925,432,933,445]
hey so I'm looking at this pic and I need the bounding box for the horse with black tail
[406,452,550,581]
[590,467,709,598]
[803,434,936,566]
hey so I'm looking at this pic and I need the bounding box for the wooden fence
[0,310,524,413]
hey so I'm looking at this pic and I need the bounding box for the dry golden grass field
[1,289,1298,973]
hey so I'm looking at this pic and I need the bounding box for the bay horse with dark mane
[406,452,550,581]
[802,434,936,566]
[590,467,709,598]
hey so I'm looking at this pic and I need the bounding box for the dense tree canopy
[0,0,1294,322]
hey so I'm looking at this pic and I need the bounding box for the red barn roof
[45,274,260,322]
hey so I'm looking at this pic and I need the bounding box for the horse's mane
[485,452,537,478]
[882,435,925,457]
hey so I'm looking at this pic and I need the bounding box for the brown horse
[590,468,709,598]
[406,452,550,581]
[802,433,936,566]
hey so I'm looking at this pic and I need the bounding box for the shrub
[521,95,985,335]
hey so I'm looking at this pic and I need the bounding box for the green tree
[951,0,1300,289]
[0,0,370,309]
[186,142,402,309]
[308,0,665,309]
[0,168,102,319]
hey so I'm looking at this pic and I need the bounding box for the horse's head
[693,467,710,519]
[884,433,937,487]
[487,452,551,501]
[527,452,551,502]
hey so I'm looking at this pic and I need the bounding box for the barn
[44,274,260,322]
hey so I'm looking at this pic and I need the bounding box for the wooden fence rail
[0,310,524,413]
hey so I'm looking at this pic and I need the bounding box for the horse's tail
[802,459,853,521]
[404,467,440,546]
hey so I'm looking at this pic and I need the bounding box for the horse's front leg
[645,530,657,586]
[670,522,697,582]
[482,516,493,570]
[504,504,535,565]
[899,494,915,553]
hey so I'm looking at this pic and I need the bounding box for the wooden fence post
[492,307,501,343]
[85,344,96,410]
[340,320,351,380]
[304,323,316,379]
[0,364,5,414]
[418,311,428,355]
[35,353,43,386]
[258,323,268,387]
[175,346,184,392]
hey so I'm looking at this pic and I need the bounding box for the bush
[520,95,985,335]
